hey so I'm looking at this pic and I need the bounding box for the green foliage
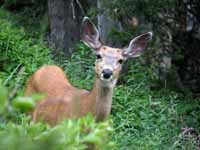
[12,94,45,113]
[0,9,52,85]
[0,115,116,150]
[12,97,36,113]
[0,78,42,115]
[54,43,95,90]
[2,0,48,39]
[2,0,17,7]
[0,79,8,114]
[101,0,175,22]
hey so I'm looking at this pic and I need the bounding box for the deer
[25,17,152,126]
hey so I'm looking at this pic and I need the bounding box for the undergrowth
[0,8,200,150]
[0,114,115,150]
[0,9,52,87]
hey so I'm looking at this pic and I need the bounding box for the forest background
[0,0,200,149]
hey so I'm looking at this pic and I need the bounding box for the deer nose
[102,69,113,79]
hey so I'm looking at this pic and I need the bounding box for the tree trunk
[48,0,83,57]
[173,0,200,94]
[97,0,122,47]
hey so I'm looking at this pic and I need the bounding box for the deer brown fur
[25,17,152,125]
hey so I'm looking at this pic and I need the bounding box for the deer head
[81,17,152,88]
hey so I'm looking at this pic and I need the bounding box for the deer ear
[81,17,102,50]
[123,32,153,58]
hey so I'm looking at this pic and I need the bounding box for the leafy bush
[0,115,116,150]
[0,9,51,85]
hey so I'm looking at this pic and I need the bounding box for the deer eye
[118,59,123,64]
[96,54,102,59]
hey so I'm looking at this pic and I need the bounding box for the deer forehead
[98,46,124,59]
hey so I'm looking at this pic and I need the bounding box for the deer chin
[98,75,117,88]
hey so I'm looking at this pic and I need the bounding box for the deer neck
[89,78,115,122]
